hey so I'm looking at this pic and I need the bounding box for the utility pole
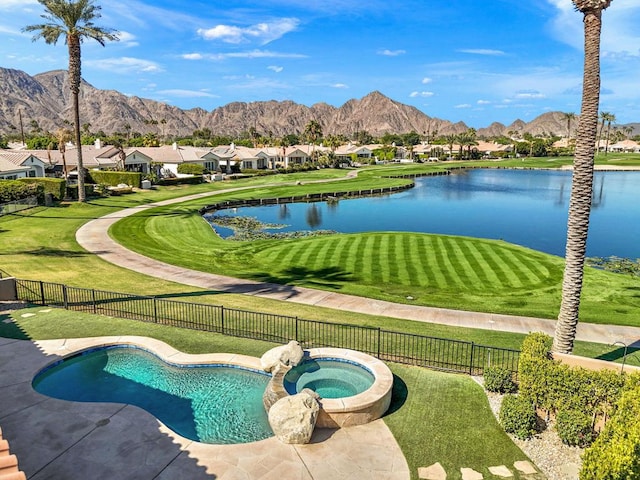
[19,109,25,145]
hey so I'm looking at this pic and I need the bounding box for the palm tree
[552,0,613,354]
[55,127,72,179]
[603,112,616,154]
[564,112,576,140]
[303,120,323,145]
[597,111,611,152]
[23,0,118,202]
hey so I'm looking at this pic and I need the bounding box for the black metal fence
[15,279,520,376]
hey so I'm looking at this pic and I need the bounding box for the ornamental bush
[556,408,596,447]
[483,366,517,394]
[0,179,39,202]
[17,177,65,201]
[499,394,537,440]
[580,384,640,479]
[177,163,204,175]
[88,171,142,188]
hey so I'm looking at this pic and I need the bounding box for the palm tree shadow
[253,266,355,290]
[14,248,92,257]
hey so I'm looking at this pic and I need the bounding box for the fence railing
[15,279,520,376]
[0,196,38,217]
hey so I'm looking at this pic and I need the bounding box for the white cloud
[157,89,219,98]
[332,83,348,88]
[184,50,306,61]
[421,77,432,84]
[410,91,434,98]
[197,18,299,45]
[268,65,284,73]
[515,90,546,99]
[455,104,472,109]
[86,57,164,73]
[547,0,640,55]
[182,53,203,60]
[457,49,506,56]
[377,49,406,56]
[477,100,491,105]
[0,0,37,7]
[115,31,138,47]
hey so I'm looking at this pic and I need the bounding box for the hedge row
[157,176,204,186]
[177,163,205,175]
[88,171,142,188]
[518,333,625,426]
[0,179,41,202]
[17,177,66,201]
[580,384,640,479]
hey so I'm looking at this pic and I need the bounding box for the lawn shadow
[385,374,408,416]
[8,247,92,257]
[253,265,355,291]
[596,343,640,366]
[0,311,31,340]
[154,290,226,300]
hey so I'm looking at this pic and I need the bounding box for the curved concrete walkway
[76,186,640,347]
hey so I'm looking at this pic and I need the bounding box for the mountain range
[0,67,634,140]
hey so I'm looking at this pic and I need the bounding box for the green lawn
[109,179,640,328]
[0,307,538,480]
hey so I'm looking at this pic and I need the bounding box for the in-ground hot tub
[268,347,394,428]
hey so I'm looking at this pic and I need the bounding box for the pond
[207,169,640,258]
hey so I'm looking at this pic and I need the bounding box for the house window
[28,170,36,177]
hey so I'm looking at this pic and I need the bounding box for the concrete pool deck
[0,333,410,480]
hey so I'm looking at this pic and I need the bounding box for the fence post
[39,281,45,305]
[469,342,475,375]
[153,297,158,324]
[377,328,381,359]
[92,289,97,314]
[62,284,68,310]
[295,317,299,342]
[221,305,225,334]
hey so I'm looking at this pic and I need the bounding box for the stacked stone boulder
[261,341,321,444]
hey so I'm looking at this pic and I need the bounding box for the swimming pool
[32,345,273,444]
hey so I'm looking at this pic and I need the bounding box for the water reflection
[306,204,322,228]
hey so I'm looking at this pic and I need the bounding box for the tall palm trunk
[68,34,86,202]
[552,4,609,354]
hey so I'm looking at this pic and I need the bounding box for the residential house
[0,152,48,178]
[0,155,30,179]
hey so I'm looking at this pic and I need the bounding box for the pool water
[283,358,375,399]
[32,346,273,444]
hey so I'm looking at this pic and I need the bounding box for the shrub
[87,170,142,188]
[0,179,39,202]
[18,177,66,201]
[484,366,517,394]
[556,409,596,447]
[499,394,538,440]
[156,176,204,186]
[580,385,640,479]
[177,163,204,175]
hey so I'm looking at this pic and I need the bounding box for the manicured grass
[0,307,535,480]
[111,193,640,327]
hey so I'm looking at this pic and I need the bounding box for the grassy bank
[109,173,640,328]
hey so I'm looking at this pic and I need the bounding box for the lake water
[209,169,640,258]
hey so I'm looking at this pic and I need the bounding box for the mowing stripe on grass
[466,241,504,290]
[450,238,483,288]
[369,234,385,285]
[402,234,422,287]
[435,237,466,290]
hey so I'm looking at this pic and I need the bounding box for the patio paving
[0,334,409,480]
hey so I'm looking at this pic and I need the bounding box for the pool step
[0,427,26,480]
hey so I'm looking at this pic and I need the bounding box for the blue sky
[1,0,639,129]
